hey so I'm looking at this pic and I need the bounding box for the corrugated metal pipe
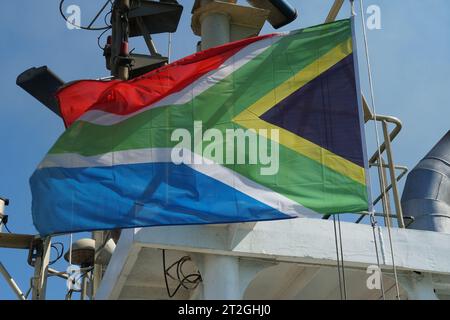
[401,131,450,233]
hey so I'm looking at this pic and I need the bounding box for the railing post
[377,157,393,226]
[382,120,405,228]
[92,231,104,298]
[32,237,51,300]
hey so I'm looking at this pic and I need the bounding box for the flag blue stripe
[30,163,292,235]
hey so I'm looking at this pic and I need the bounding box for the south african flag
[30,19,369,235]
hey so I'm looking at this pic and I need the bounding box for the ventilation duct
[401,131,450,233]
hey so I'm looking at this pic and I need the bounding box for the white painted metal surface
[201,254,240,299]
[96,218,450,300]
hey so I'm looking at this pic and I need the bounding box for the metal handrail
[355,164,408,224]
[323,113,406,227]
[383,120,404,227]
[355,211,415,228]
[369,164,408,207]
[325,0,345,23]
[325,164,408,224]
[367,114,405,228]
[369,114,402,164]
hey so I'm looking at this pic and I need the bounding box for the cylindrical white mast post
[195,1,237,300]
[200,13,230,50]
[196,0,234,300]
[190,0,269,300]
[196,0,232,50]
[202,254,241,299]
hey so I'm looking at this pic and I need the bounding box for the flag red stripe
[57,35,274,127]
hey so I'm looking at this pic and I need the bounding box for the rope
[358,0,387,299]
[384,201,402,299]
[369,214,386,299]
[359,0,400,299]
[358,0,389,213]
[68,233,73,266]
[337,215,348,299]
[333,215,344,300]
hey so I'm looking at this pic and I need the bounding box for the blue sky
[0,0,449,299]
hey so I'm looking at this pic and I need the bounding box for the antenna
[106,0,183,80]
[16,0,184,117]
[16,67,65,116]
